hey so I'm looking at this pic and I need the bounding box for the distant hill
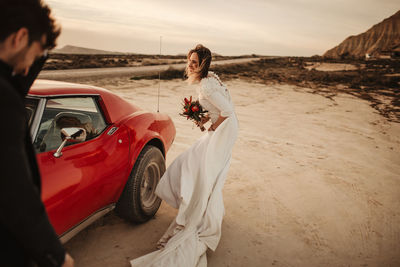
[52,45,124,55]
[324,10,400,59]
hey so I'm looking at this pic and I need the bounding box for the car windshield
[25,97,40,128]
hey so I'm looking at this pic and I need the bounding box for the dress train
[130,115,238,267]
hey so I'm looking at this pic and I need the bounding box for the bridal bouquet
[180,96,208,131]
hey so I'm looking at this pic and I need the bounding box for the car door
[32,96,130,235]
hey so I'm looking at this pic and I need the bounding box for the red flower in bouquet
[180,96,208,131]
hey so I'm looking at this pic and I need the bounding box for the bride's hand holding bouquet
[180,96,208,131]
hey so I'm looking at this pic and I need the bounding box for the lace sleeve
[200,77,218,97]
[200,77,233,117]
[206,90,234,117]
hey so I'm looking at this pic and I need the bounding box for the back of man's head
[0,0,60,49]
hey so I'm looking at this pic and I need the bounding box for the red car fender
[112,111,175,199]
[125,111,175,167]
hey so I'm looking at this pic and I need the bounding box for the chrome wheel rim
[140,162,160,210]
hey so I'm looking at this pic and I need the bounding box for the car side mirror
[54,127,86,158]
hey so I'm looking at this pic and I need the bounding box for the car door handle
[107,126,118,136]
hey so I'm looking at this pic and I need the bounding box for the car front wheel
[116,145,165,223]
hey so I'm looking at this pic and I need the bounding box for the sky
[46,0,399,56]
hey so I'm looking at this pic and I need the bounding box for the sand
[63,77,400,267]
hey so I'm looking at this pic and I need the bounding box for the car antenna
[157,36,162,113]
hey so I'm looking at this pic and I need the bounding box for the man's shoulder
[0,74,16,95]
[0,75,24,110]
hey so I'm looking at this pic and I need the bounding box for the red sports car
[25,79,176,243]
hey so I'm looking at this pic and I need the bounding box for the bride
[131,44,238,267]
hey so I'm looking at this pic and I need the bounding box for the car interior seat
[39,111,93,152]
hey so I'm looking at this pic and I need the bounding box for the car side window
[25,97,39,129]
[33,96,107,153]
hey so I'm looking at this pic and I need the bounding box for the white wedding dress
[130,72,238,267]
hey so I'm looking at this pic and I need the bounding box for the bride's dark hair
[185,44,212,82]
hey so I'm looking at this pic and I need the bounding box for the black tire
[116,145,165,223]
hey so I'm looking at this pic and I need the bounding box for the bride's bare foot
[156,243,165,250]
[155,221,185,250]
[156,235,170,250]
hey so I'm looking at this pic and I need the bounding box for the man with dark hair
[0,0,74,266]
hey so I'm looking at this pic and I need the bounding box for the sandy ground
[63,77,400,267]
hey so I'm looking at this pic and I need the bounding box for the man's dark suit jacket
[0,60,66,267]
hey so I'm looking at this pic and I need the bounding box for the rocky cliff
[324,10,400,58]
